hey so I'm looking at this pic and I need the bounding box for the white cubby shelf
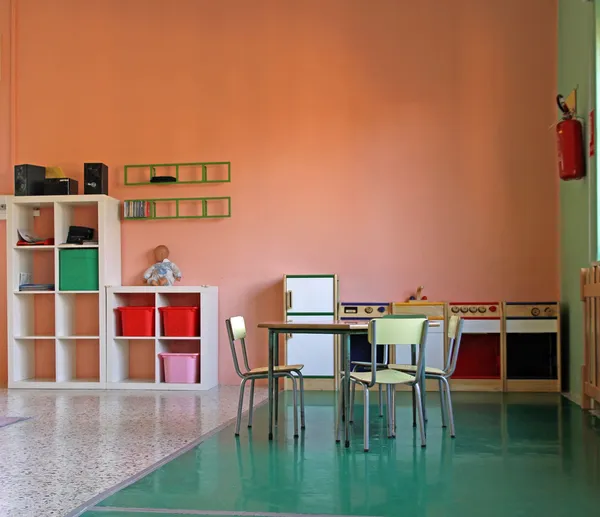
[6,195,121,389]
[106,286,218,391]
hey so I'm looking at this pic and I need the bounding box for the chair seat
[246,364,303,375]
[350,369,416,385]
[389,364,445,376]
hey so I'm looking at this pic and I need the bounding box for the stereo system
[14,163,108,196]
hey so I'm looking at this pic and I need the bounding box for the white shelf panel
[14,291,55,295]
[14,245,55,250]
[158,336,201,341]
[58,290,100,294]
[57,336,99,340]
[106,380,157,390]
[156,383,212,391]
[57,244,99,249]
[11,194,114,206]
[14,336,55,340]
[10,380,102,389]
[115,336,156,340]
[108,286,216,293]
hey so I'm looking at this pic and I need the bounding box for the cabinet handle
[285,290,293,310]
[429,322,441,327]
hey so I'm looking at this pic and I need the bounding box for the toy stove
[339,302,390,367]
[449,302,502,384]
[504,302,560,392]
[392,301,446,371]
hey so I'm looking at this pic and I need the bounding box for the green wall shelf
[124,161,231,186]
[123,197,231,220]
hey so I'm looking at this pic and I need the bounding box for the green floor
[82,391,600,517]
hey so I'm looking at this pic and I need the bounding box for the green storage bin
[59,248,99,291]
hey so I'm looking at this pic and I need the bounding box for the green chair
[225,316,305,437]
[337,315,429,451]
[388,315,464,436]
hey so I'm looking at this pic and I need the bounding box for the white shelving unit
[106,286,218,391]
[6,195,121,389]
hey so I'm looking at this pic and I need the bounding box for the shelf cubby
[12,246,55,293]
[157,291,200,338]
[11,338,56,384]
[7,195,122,389]
[123,161,231,186]
[107,338,156,385]
[56,292,100,338]
[123,197,231,220]
[13,294,55,338]
[56,338,100,384]
[54,197,99,246]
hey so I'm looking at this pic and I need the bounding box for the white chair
[225,316,305,437]
[388,315,463,436]
[337,315,429,451]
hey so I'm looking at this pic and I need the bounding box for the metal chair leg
[439,378,447,428]
[336,379,344,443]
[350,381,356,423]
[442,377,456,437]
[386,384,393,438]
[297,373,306,429]
[289,375,299,438]
[235,377,248,436]
[363,383,370,452]
[275,377,279,426]
[248,379,255,428]
[412,386,416,427]
[391,386,396,438]
[379,385,383,417]
[414,382,426,447]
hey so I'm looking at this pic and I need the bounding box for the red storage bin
[117,306,155,336]
[159,306,199,337]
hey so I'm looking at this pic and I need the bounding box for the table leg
[343,333,351,447]
[274,333,279,426]
[268,330,274,440]
[411,344,416,427]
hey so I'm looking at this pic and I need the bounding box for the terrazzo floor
[0,386,267,517]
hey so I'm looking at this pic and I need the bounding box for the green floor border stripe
[65,396,270,517]
[91,507,384,517]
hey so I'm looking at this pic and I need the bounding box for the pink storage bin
[159,353,199,383]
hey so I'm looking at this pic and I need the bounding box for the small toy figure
[408,285,427,302]
[143,245,182,286]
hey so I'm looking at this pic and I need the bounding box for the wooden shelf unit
[6,195,121,389]
[106,286,218,391]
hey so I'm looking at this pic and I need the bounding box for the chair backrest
[225,316,252,378]
[444,315,464,376]
[367,315,429,386]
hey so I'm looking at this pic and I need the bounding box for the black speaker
[14,164,46,196]
[44,178,79,195]
[84,163,108,195]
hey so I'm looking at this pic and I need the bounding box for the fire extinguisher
[556,94,585,181]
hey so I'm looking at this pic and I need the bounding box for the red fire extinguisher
[556,94,585,181]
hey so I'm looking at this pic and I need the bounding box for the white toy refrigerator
[284,274,338,387]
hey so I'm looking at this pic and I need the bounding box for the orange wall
[0,0,558,385]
